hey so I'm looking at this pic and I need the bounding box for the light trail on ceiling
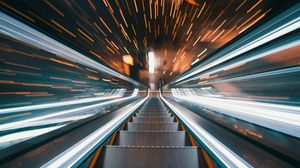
[0,0,287,81]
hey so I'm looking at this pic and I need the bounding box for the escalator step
[134,115,172,118]
[136,113,171,117]
[90,97,207,168]
[115,131,188,146]
[139,110,169,113]
[127,122,179,131]
[132,116,174,122]
[138,111,170,114]
[97,146,202,168]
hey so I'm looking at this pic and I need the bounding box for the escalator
[86,95,213,168]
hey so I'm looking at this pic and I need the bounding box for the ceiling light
[122,55,134,65]
[148,51,155,73]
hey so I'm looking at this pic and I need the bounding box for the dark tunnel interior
[0,0,299,168]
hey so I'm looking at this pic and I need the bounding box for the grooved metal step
[96,146,202,168]
[132,116,174,123]
[138,110,169,114]
[91,96,207,168]
[134,116,171,118]
[127,122,179,131]
[115,131,188,146]
[136,113,171,117]
[138,111,170,114]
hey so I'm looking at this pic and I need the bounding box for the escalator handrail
[160,91,252,168]
[41,92,149,168]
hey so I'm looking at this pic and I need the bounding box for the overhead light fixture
[122,55,133,65]
[148,51,155,73]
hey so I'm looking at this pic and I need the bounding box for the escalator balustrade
[87,96,212,168]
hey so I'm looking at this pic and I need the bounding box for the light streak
[0,12,142,86]
[171,89,300,138]
[191,58,199,65]
[0,90,138,131]
[160,91,252,168]
[0,125,65,146]
[42,92,149,168]
[148,51,155,73]
[174,5,300,84]
[0,89,125,115]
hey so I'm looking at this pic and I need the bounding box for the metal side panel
[127,122,179,131]
[132,116,174,122]
[0,97,148,168]
[96,146,202,168]
[115,131,187,146]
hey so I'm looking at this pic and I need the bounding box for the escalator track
[86,95,215,168]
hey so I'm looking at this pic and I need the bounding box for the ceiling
[0,0,292,85]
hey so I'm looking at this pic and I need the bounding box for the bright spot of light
[122,55,134,65]
[191,58,200,65]
[148,51,155,73]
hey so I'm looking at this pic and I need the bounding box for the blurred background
[0,0,299,167]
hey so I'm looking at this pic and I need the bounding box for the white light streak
[171,88,300,138]
[148,51,155,73]
[0,93,137,132]
[42,92,149,168]
[191,58,200,65]
[0,125,65,147]
[131,88,139,97]
[0,89,126,115]
[0,12,141,86]
[160,91,252,168]
[175,7,300,84]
